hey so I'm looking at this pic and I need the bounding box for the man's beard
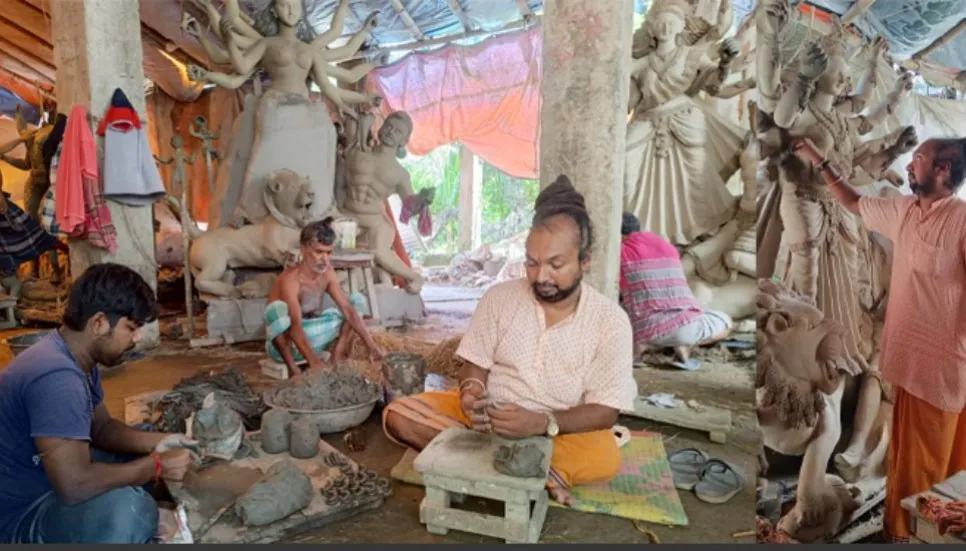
[909,170,934,196]
[532,274,582,304]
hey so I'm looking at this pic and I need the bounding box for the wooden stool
[414,427,553,543]
[330,249,382,327]
[0,296,17,330]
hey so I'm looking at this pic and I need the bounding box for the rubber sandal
[694,459,746,504]
[668,447,710,491]
[719,338,754,350]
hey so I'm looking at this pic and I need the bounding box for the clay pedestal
[414,427,553,543]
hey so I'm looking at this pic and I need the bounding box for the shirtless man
[340,111,430,293]
[264,218,384,379]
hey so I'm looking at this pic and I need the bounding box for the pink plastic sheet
[366,26,541,179]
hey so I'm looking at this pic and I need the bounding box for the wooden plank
[626,397,732,444]
[445,0,473,31]
[1,1,53,44]
[0,38,55,81]
[515,0,533,17]
[0,16,54,67]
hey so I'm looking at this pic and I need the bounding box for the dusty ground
[0,284,756,544]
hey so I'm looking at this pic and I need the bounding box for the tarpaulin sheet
[806,0,966,71]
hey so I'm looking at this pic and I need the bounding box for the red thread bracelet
[150,451,162,484]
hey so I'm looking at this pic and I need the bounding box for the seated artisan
[265,217,384,378]
[0,263,197,543]
[619,213,732,361]
[383,175,638,505]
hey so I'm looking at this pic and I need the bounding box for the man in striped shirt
[619,213,732,361]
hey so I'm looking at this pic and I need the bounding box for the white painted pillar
[538,0,634,300]
[458,145,483,252]
[51,0,159,347]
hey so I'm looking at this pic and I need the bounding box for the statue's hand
[896,71,914,93]
[799,43,828,81]
[883,170,904,188]
[180,12,201,37]
[187,64,207,83]
[756,0,788,38]
[219,17,236,39]
[363,12,378,30]
[869,35,889,59]
[895,125,918,152]
[718,38,739,63]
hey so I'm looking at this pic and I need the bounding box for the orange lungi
[885,387,966,542]
[382,389,621,489]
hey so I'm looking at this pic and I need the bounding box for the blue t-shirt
[0,331,104,541]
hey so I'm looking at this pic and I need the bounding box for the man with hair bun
[794,135,966,543]
[383,175,637,506]
[264,217,384,379]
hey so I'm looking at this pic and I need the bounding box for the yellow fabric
[382,389,621,488]
[885,387,966,541]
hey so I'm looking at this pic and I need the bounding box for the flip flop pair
[669,448,746,504]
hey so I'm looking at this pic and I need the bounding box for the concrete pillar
[538,0,633,300]
[51,0,159,347]
[458,145,483,252]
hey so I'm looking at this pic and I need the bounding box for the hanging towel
[55,104,117,254]
[100,88,166,206]
[40,141,63,236]
[55,104,94,235]
[400,194,432,237]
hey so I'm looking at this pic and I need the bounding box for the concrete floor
[0,284,757,544]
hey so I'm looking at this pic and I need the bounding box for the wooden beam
[912,18,966,61]
[389,0,425,41]
[0,52,52,86]
[840,0,881,26]
[0,15,55,67]
[351,15,538,60]
[445,0,473,32]
[0,38,55,81]
[515,0,532,18]
[1,0,53,45]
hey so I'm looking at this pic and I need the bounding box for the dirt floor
[0,284,757,544]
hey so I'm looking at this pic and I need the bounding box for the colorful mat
[389,431,688,526]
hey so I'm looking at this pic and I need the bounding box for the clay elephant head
[262,169,316,229]
[756,279,848,430]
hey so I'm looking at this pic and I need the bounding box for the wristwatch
[544,412,559,437]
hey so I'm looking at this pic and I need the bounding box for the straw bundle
[340,333,465,379]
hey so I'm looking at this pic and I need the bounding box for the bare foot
[549,486,576,507]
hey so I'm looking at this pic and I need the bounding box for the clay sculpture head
[647,0,688,45]
[252,0,314,42]
[379,111,413,157]
[191,392,244,460]
[262,169,316,229]
[756,279,849,430]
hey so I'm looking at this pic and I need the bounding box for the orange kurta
[859,195,966,540]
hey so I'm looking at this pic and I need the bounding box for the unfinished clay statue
[261,409,293,454]
[191,393,245,460]
[756,279,887,542]
[154,135,197,200]
[625,0,757,320]
[493,443,547,479]
[169,169,314,297]
[268,364,379,411]
[755,0,907,491]
[234,460,314,526]
[0,105,62,282]
[182,0,382,229]
[289,417,319,459]
[779,474,862,543]
[338,111,429,293]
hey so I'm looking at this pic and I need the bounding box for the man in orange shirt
[794,136,966,542]
[382,175,637,507]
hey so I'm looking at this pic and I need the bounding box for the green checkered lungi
[264,292,369,363]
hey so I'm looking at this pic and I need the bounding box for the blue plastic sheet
[0,87,39,126]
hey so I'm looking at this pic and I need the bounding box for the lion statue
[756,278,867,542]
[169,169,316,297]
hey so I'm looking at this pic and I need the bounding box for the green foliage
[400,145,539,255]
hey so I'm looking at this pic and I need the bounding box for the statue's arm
[329,62,378,85]
[855,73,911,132]
[0,137,24,156]
[712,77,756,99]
[311,60,353,115]
[221,0,263,41]
[226,34,267,76]
[755,2,786,113]
[0,153,29,170]
[395,171,416,200]
[322,13,378,62]
[628,77,642,114]
[188,151,199,164]
[311,0,352,48]
[201,68,255,90]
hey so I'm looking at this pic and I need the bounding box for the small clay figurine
[493,443,546,479]
[188,115,221,194]
[154,135,197,200]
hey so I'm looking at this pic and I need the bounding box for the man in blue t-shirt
[0,263,197,543]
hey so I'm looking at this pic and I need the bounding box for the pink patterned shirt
[619,232,702,343]
[859,194,966,412]
[455,278,637,413]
